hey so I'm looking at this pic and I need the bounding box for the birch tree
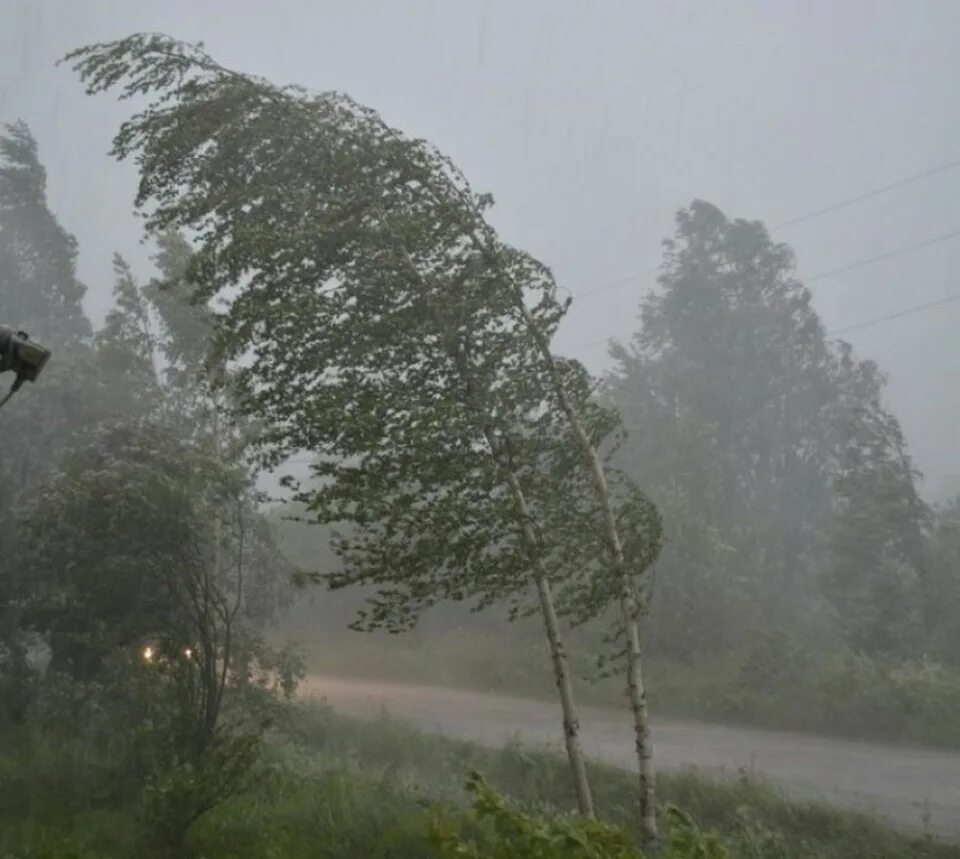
[67,34,663,828]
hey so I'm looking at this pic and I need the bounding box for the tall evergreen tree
[0,123,99,722]
[0,121,91,350]
[0,122,97,490]
[93,253,158,417]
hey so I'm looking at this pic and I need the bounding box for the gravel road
[302,674,960,839]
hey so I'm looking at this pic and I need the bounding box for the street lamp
[0,326,52,410]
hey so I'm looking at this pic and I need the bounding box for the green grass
[275,702,957,859]
[2,703,956,858]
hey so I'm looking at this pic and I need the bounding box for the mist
[2,0,957,493]
[1,2,959,855]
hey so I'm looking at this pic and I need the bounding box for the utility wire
[827,293,960,338]
[805,231,960,283]
[277,292,960,469]
[572,157,960,300]
[569,291,960,355]
[773,159,960,230]
[268,164,960,468]
[573,266,659,298]
[567,229,960,353]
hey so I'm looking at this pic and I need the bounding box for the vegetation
[2,702,955,858]
[278,506,960,749]
[0,120,300,853]
[65,32,667,833]
[0,18,956,857]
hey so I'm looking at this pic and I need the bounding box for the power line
[277,293,960,470]
[572,157,960,300]
[828,293,960,338]
[574,265,660,299]
[566,229,960,353]
[270,294,959,471]
[772,159,960,230]
[264,171,960,467]
[574,229,960,301]
[805,231,960,283]
[569,291,960,355]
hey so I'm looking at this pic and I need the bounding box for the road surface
[302,674,960,839]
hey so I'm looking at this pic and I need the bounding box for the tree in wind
[0,122,98,723]
[606,200,929,670]
[66,34,663,834]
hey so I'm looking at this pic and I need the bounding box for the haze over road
[303,675,960,840]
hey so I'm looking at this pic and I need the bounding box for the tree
[0,121,91,351]
[0,121,97,491]
[145,231,218,400]
[823,346,929,658]
[67,34,664,831]
[606,200,929,669]
[607,201,838,656]
[925,495,960,665]
[0,121,98,722]
[93,253,159,416]
[18,418,289,752]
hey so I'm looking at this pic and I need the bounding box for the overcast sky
[1,0,958,496]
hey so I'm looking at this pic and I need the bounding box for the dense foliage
[2,702,955,859]
[605,201,951,671]
[0,122,299,847]
[64,32,666,830]
[0,21,956,856]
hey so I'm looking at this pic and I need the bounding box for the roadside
[289,626,960,748]
[301,673,960,840]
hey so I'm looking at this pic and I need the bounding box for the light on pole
[0,326,52,410]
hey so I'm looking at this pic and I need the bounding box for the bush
[140,732,262,850]
[3,701,956,859]
[431,772,646,859]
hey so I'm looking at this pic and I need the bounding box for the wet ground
[302,674,960,839]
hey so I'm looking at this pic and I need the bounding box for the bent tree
[67,35,662,831]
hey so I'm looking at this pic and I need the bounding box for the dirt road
[302,674,960,839]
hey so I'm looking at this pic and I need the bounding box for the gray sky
[1,0,958,496]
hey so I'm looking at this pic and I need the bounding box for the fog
[3,3,960,854]
[2,0,958,495]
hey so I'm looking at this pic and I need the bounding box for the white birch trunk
[486,430,596,819]
[395,242,596,819]
[536,572,596,818]
[509,293,658,841]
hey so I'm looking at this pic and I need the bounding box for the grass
[2,702,956,858]
[274,702,957,858]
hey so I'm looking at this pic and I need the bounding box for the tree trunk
[395,243,596,818]
[484,427,595,819]
[534,573,595,817]
[620,591,656,839]
[508,290,658,841]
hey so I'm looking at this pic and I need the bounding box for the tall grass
[2,703,956,858]
[276,702,956,859]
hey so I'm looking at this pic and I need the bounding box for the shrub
[431,772,646,859]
